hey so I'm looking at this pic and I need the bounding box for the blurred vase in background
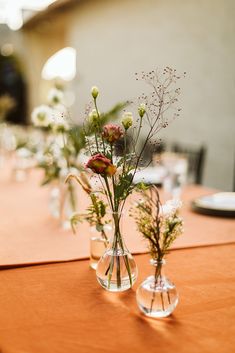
[161,153,188,199]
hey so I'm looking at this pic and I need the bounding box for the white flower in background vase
[51,107,70,132]
[47,88,65,106]
[121,112,133,130]
[31,105,53,127]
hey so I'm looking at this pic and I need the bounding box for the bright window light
[0,0,57,30]
[6,7,23,30]
[41,47,77,81]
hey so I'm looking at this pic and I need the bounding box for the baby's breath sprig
[130,186,183,261]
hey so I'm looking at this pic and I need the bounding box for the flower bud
[138,103,146,118]
[121,112,133,130]
[91,86,99,99]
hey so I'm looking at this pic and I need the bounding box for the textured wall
[67,0,235,191]
[19,0,235,190]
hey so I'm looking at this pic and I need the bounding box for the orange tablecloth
[0,245,234,353]
[0,162,235,352]
[0,164,235,267]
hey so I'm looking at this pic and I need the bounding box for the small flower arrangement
[132,186,183,317]
[31,86,80,184]
[31,86,81,224]
[31,87,69,132]
[131,186,183,261]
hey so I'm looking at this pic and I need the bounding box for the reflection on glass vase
[48,182,61,219]
[59,181,77,229]
[89,225,111,270]
[96,212,138,292]
[136,259,178,318]
[11,148,33,182]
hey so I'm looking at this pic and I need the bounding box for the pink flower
[102,124,124,143]
[86,153,117,176]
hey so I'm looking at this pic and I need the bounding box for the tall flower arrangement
[83,68,184,291]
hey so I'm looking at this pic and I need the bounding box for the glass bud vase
[136,259,178,318]
[59,180,77,230]
[89,225,111,270]
[96,212,138,292]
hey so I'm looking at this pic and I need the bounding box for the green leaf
[115,173,133,201]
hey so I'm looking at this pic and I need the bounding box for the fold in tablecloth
[0,164,235,268]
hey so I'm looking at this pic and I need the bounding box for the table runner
[0,245,234,353]
[0,163,235,267]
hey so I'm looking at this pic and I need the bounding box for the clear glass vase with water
[96,211,138,292]
[136,259,178,318]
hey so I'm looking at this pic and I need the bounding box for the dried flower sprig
[130,186,183,261]
[66,173,110,240]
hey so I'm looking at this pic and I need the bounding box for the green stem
[103,176,115,212]
[68,182,76,211]
[106,212,133,289]
[94,98,106,153]
[122,130,127,174]
[150,263,165,313]
[62,132,70,169]
[94,131,100,153]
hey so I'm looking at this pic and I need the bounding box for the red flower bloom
[102,124,124,143]
[86,153,116,176]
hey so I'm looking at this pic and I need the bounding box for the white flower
[47,88,65,106]
[16,147,32,158]
[35,151,45,164]
[31,105,53,127]
[51,107,70,131]
[121,112,133,130]
[161,199,182,217]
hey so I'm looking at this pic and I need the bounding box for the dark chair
[114,135,132,156]
[140,139,166,167]
[171,143,207,184]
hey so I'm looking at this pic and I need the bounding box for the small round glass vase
[89,225,111,270]
[96,212,138,292]
[136,259,178,318]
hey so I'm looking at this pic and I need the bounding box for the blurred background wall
[1,0,235,190]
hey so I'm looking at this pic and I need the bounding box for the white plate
[195,192,235,211]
